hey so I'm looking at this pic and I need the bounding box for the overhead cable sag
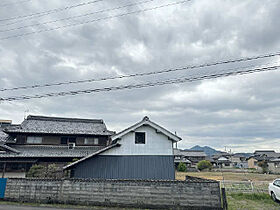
[0,50,279,92]
[1,64,279,102]
[0,0,104,22]
[0,1,189,40]
[0,0,156,33]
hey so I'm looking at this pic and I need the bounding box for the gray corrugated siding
[72,155,175,180]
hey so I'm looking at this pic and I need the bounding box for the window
[135,132,145,144]
[68,137,76,143]
[60,137,76,145]
[273,180,280,187]
[16,135,26,144]
[27,136,42,144]
[84,138,99,145]
[61,137,68,145]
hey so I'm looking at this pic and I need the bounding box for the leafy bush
[197,160,212,171]
[26,164,45,178]
[177,162,187,172]
[46,164,60,178]
[26,164,61,178]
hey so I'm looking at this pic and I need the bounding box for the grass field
[227,193,280,210]
[176,171,279,182]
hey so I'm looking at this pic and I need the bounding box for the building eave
[63,143,121,170]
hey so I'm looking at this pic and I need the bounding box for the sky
[0,0,280,153]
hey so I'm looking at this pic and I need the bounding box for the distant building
[210,152,233,168]
[216,156,232,168]
[231,154,248,168]
[173,149,191,167]
[247,157,260,169]
[247,150,280,172]
[0,120,12,128]
[268,158,280,174]
[64,116,181,180]
[253,150,280,158]
[174,149,206,168]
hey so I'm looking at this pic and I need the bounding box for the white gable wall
[102,125,173,156]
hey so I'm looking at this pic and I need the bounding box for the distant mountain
[188,145,253,157]
[189,145,221,156]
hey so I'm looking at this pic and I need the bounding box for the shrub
[46,163,60,178]
[26,164,46,178]
[26,164,61,178]
[197,160,212,171]
[177,162,187,172]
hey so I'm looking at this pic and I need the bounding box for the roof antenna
[24,109,29,119]
[174,131,178,149]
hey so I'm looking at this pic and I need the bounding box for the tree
[177,162,187,172]
[258,160,268,173]
[197,160,212,171]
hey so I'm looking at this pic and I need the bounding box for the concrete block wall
[4,178,222,209]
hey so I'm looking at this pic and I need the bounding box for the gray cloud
[0,0,280,153]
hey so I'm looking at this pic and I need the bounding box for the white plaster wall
[103,125,173,156]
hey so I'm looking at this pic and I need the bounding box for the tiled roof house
[0,115,114,177]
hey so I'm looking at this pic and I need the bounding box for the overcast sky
[0,0,280,152]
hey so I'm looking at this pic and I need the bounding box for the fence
[220,180,269,193]
[3,177,223,209]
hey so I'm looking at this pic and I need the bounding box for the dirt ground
[176,171,280,182]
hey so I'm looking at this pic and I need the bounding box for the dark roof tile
[4,115,114,136]
[0,145,104,158]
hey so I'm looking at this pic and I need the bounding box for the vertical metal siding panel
[73,156,175,180]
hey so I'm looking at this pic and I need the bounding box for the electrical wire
[0,0,188,40]
[0,50,279,92]
[0,0,156,33]
[1,64,279,102]
[0,0,31,8]
[0,0,104,22]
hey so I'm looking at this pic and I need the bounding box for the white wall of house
[102,125,173,156]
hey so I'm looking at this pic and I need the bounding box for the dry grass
[176,171,279,182]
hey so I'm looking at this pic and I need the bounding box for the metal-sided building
[64,116,181,180]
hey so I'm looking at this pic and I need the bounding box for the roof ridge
[27,115,104,124]
[12,145,104,148]
[112,116,181,142]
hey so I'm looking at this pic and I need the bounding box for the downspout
[2,162,6,178]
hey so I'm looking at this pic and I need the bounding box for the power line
[0,0,104,22]
[0,50,279,92]
[0,0,188,40]
[0,0,156,33]
[0,0,31,8]
[1,64,279,102]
